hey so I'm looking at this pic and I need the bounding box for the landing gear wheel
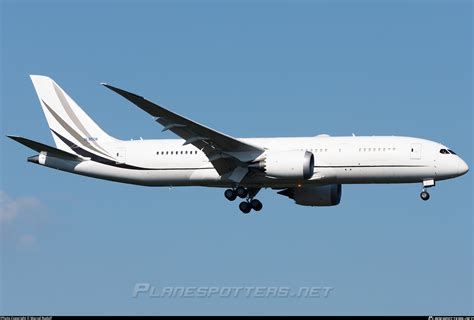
[250,199,263,211]
[236,187,248,199]
[239,201,251,214]
[420,191,430,201]
[224,189,237,201]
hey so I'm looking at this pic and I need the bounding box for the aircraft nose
[458,158,469,176]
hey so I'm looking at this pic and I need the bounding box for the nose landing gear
[420,190,430,201]
[420,179,435,201]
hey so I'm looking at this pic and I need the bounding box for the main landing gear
[224,187,263,214]
[420,179,435,201]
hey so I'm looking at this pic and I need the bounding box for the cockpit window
[439,149,449,154]
[448,149,457,155]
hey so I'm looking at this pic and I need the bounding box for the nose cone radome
[458,158,469,176]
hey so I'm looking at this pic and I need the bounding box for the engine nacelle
[262,150,314,179]
[278,184,342,206]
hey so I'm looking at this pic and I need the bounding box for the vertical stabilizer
[30,75,118,159]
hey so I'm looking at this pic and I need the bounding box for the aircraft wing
[102,83,265,179]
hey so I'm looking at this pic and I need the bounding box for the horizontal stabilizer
[7,135,83,161]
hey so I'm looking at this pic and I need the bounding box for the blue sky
[0,0,472,315]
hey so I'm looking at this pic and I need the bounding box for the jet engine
[252,150,314,179]
[277,184,342,206]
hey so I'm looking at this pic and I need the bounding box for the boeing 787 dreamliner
[8,76,469,213]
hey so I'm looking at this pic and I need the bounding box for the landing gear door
[115,147,126,164]
[410,143,421,160]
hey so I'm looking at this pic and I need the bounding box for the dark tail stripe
[51,129,149,170]
[51,129,216,171]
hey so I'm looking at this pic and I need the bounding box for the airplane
[8,75,469,213]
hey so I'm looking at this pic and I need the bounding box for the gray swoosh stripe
[53,82,111,156]
[42,99,113,159]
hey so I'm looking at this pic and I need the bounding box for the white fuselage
[40,135,468,188]
[15,75,468,211]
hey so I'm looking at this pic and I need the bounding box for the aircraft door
[410,143,421,160]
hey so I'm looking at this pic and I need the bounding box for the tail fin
[30,75,117,158]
